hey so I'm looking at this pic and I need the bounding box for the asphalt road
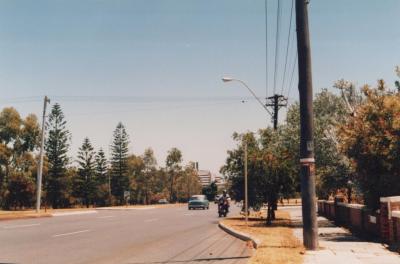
[0,204,251,264]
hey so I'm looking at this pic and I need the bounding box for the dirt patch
[222,210,304,264]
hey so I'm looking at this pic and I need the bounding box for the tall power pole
[244,141,248,225]
[36,96,50,213]
[295,0,318,249]
[266,94,288,130]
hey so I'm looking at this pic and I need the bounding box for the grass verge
[221,210,304,264]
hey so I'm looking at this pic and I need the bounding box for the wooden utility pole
[295,0,318,250]
[266,94,288,130]
[36,96,50,213]
[244,141,248,225]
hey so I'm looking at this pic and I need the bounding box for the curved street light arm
[233,79,272,116]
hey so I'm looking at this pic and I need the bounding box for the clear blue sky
[1,0,399,175]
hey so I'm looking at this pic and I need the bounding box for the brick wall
[318,196,400,244]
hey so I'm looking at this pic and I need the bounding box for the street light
[221,76,272,116]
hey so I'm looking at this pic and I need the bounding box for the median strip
[52,211,97,217]
[53,229,90,238]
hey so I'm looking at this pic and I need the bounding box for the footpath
[283,206,400,264]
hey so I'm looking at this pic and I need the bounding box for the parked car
[158,198,168,204]
[188,195,209,210]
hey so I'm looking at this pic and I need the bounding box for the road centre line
[97,216,115,219]
[144,218,158,222]
[53,229,90,238]
[3,223,40,229]
[183,213,194,216]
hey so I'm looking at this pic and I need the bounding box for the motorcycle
[218,199,229,217]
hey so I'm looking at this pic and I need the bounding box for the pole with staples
[296,0,318,250]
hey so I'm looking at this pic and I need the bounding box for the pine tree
[74,137,96,208]
[45,103,70,208]
[110,122,130,204]
[95,148,109,205]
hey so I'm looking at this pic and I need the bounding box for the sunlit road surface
[0,204,251,264]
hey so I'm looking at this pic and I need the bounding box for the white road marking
[144,218,158,223]
[97,215,115,219]
[96,207,155,210]
[3,223,40,229]
[53,229,90,238]
[183,213,194,216]
[52,211,97,217]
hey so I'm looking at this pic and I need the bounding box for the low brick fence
[318,196,400,243]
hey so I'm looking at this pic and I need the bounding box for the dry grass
[222,210,304,264]
[0,210,51,221]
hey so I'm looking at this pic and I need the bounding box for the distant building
[213,174,226,191]
[197,170,212,187]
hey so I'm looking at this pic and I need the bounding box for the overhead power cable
[280,0,295,95]
[265,0,269,98]
[272,0,282,95]
[287,52,298,99]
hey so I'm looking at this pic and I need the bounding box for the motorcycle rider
[218,190,230,214]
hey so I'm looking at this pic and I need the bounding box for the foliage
[73,138,97,207]
[110,122,130,204]
[202,181,218,201]
[165,147,182,202]
[176,163,202,202]
[45,103,71,208]
[95,148,109,206]
[339,80,400,209]
[0,107,40,209]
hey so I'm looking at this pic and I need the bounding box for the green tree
[95,148,109,206]
[45,103,70,208]
[339,80,400,209]
[140,148,157,204]
[176,162,202,202]
[74,138,96,207]
[110,122,130,204]
[165,147,182,203]
[0,108,39,209]
[202,181,218,201]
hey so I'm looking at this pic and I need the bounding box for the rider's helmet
[223,190,227,196]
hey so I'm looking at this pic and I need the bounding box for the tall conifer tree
[74,137,96,207]
[45,103,70,208]
[110,122,129,204]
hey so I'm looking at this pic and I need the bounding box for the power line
[265,0,269,98]
[0,96,256,104]
[287,51,298,99]
[280,0,295,95]
[272,0,282,95]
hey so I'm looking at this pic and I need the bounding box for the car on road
[188,195,209,210]
[158,198,168,204]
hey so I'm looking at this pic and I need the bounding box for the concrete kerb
[218,221,261,249]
